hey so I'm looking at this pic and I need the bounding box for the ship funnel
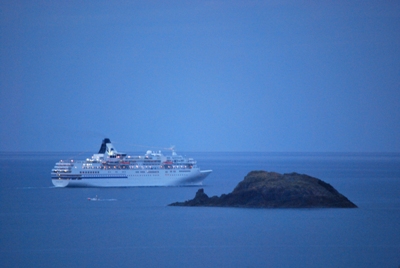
[98,138,112,154]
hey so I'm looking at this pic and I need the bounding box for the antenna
[169,145,177,156]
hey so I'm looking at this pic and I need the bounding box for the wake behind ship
[51,139,212,187]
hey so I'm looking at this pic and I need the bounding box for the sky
[1,0,399,152]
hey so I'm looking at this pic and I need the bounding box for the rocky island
[169,171,357,208]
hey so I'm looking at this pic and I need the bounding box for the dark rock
[169,171,357,208]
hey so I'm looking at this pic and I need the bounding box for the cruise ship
[51,138,212,187]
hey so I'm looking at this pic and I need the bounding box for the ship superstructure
[51,138,212,187]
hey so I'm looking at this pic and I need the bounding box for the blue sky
[1,1,399,152]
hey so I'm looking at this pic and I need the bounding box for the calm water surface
[1,152,399,267]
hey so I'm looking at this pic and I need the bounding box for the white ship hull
[52,169,211,187]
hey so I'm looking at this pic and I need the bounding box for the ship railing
[56,163,73,166]
[52,169,71,173]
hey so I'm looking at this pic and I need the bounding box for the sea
[0,152,399,268]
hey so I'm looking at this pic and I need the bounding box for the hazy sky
[1,1,399,152]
